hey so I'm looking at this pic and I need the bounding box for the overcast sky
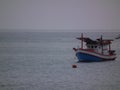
[0,0,120,32]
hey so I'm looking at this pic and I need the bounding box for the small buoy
[72,64,77,68]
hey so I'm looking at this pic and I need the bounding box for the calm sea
[0,32,120,90]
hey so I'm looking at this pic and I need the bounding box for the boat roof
[76,37,98,44]
[76,37,113,45]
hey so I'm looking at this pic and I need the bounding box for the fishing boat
[73,33,116,62]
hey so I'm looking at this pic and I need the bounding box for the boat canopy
[76,37,113,45]
[76,37,98,44]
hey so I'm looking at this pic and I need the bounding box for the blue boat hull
[76,52,102,62]
[76,52,116,62]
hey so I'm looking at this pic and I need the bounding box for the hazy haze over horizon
[0,0,120,32]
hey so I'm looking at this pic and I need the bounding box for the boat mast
[81,33,83,49]
[101,35,103,54]
[108,41,111,51]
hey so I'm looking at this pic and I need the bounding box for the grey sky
[0,0,120,32]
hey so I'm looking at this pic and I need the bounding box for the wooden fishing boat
[73,33,116,62]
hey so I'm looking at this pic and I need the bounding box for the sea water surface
[0,32,120,90]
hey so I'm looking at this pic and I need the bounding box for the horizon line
[0,29,120,32]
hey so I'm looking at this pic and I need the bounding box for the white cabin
[86,44,109,55]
